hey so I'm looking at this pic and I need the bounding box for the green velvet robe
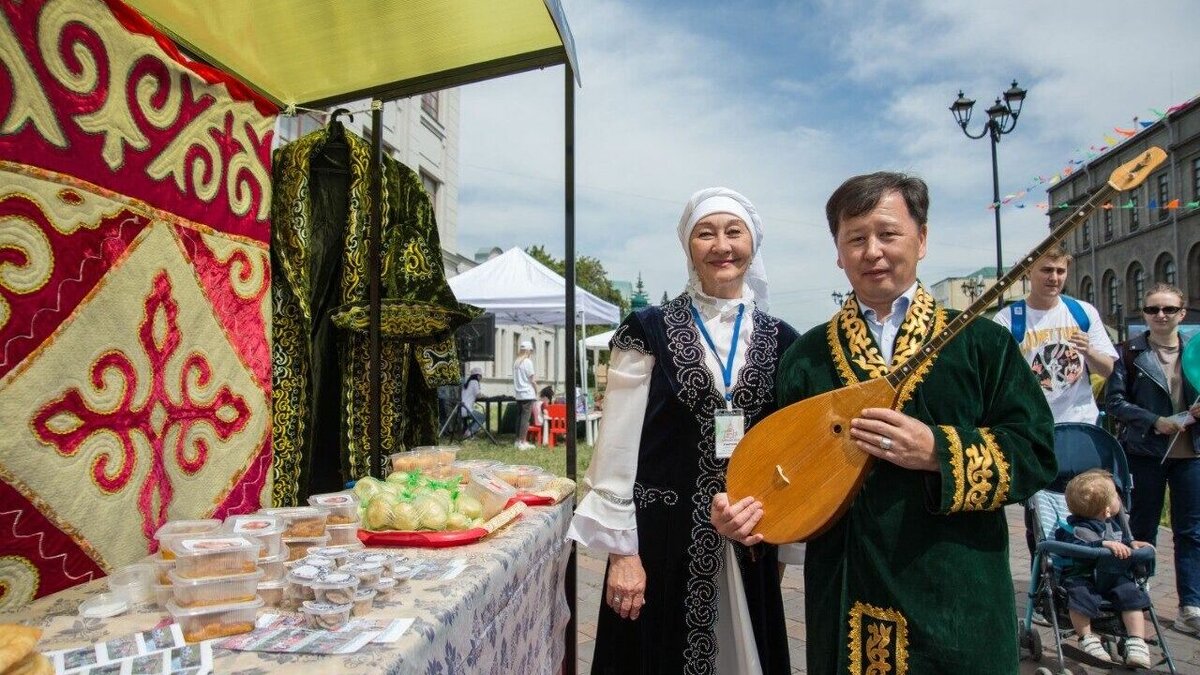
[777,285,1055,674]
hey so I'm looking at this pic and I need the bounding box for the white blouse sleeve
[565,346,653,555]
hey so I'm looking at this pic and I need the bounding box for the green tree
[525,245,629,317]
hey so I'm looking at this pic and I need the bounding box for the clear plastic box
[301,600,351,630]
[325,522,360,547]
[153,519,221,560]
[307,492,359,525]
[493,464,546,489]
[259,550,288,581]
[258,580,286,607]
[466,470,517,519]
[452,459,499,483]
[167,597,263,643]
[306,546,353,565]
[168,536,261,579]
[220,514,284,558]
[285,564,324,601]
[347,551,391,568]
[282,534,329,561]
[310,572,359,605]
[372,577,397,601]
[168,569,263,607]
[151,582,172,608]
[351,588,376,616]
[387,447,439,474]
[339,561,384,587]
[291,555,336,573]
[260,506,329,538]
[154,554,176,584]
[108,562,156,604]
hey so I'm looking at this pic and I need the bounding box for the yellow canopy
[125,0,579,107]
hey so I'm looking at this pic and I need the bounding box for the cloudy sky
[455,0,1200,332]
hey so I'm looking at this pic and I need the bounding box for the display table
[8,499,574,674]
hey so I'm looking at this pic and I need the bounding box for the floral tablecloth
[6,500,573,675]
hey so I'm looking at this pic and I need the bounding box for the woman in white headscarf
[567,188,798,674]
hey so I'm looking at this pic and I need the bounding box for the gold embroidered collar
[827,283,942,386]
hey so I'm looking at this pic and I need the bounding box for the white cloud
[456,0,1200,331]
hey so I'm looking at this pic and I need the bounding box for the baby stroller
[1020,423,1176,674]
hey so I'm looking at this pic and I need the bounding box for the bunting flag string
[979,93,1199,212]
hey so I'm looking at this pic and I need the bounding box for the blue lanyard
[690,303,745,409]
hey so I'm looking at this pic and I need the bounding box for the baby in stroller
[1021,422,1176,673]
[1055,469,1153,668]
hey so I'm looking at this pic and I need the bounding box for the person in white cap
[512,341,539,449]
[460,366,485,437]
[567,187,798,673]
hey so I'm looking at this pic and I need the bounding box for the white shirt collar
[858,281,919,324]
[688,282,754,321]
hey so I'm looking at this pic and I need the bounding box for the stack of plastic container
[308,492,362,547]
[260,506,331,561]
[220,514,287,608]
[162,534,264,642]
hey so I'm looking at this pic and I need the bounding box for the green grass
[455,435,594,481]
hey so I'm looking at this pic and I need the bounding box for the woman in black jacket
[1106,282,1200,632]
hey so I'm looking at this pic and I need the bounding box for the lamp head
[1003,80,1027,118]
[950,90,975,128]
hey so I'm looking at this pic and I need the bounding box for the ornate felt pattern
[847,601,909,675]
[0,0,274,609]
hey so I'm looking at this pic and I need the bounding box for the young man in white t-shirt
[993,244,1117,424]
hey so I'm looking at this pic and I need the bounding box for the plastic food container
[494,464,545,489]
[153,520,221,560]
[372,577,397,601]
[258,580,286,608]
[339,561,384,587]
[260,550,288,582]
[79,592,129,619]
[306,546,353,565]
[260,506,329,538]
[154,555,176,584]
[107,562,156,604]
[286,564,325,601]
[347,551,391,568]
[351,588,376,617]
[220,514,284,558]
[452,459,499,483]
[310,572,359,605]
[387,447,439,474]
[168,536,261,580]
[151,583,172,608]
[466,470,517,520]
[282,534,329,561]
[168,569,263,607]
[325,522,360,547]
[168,597,263,643]
[307,492,359,525]
[292,555,336,573]
[301,601,351,630]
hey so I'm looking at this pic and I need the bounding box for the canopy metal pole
[563,62,578,675]
[369,99,384,478]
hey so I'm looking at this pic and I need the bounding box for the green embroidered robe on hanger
[270,125,480,506]
[777,285,1055,674]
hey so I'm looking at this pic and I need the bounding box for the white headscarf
[676,187,769,311]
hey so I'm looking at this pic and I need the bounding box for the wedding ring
[879,436,893,451]
[613,595,624,604]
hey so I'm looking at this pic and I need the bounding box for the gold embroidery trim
[943,425,966,512]
[848,601,909,675]
[982,428,1011,509]
[893,304,947,410]
[828,297,860,386]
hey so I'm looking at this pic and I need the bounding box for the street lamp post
[950,80,1027,310]
[960,275,985,306]
[831,291,847,306]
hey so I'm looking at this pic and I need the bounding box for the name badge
[714,408,745,459]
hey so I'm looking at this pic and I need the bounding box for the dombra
[726,147,1168,544]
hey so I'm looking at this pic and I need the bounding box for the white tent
[583,329,615,351]
[449,247,621,407]
[448,247,621,326]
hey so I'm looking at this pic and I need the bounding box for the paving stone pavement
[572,504,1200,674]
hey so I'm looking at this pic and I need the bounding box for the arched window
[1155,253,1176,286]
[1104,271,1120,318]
[1080,277,1094,305]
[1126,263,1145,311]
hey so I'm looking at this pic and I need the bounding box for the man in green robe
[714,172,1056,673]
